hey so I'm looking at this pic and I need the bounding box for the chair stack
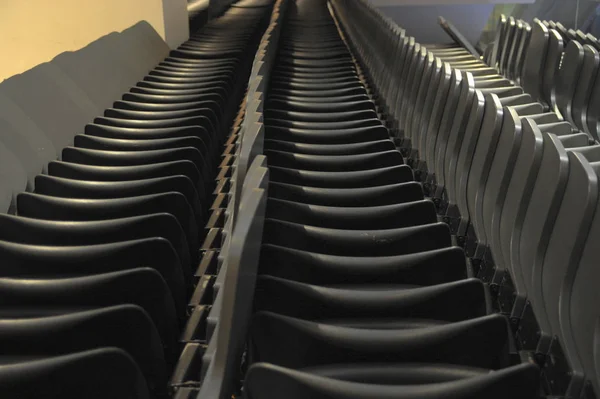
[0,2,274,398]
[4,0,600,397]
[485,15,533,86]
[245,1,542,397]
[168,1,287,397]
[193,1,600,399]
[190,0,553,398]
[486,15,600,141]
[334,1,600,398]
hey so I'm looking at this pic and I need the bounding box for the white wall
[0,0,188,81]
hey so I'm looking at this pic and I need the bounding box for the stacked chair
[487,14,600,141]
[168,1,287,397]
[3,0,600,397]
[334,1,600,398]
[0,1,274,398]
[187,1,600,399]
[244,2,542,397]
[484,15,533,87]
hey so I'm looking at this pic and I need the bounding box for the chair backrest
[506,20,524,81]
[395,39,419,120]
[391,37,414,117]
[474,102,543,250]
[586,33,600,51]
[573,45,600,133]
[586,57,600,141]
[466,93,504,245]
[541,29,565,112]
[576,30,589,45]
[424,64,456,173]
[489,14,508,68]
[453,89,486,223]
[484,108,523,267]
[522,21,550,103]
[515,23,532,86]
[416,57,444,159]
[569,158,600,395]
[442,72,476,202]
[235,121,265,218]
[388,35,410,118]
[443,90,528,214]
[483,44,493,66]
[555,22,568,39]
[198,173,268,399]
[500,118,544,295]
[425,68,463,173]
[405,50,433,145]
[499,17,517,76]
[409,52,436,152]
[400,45,427,136]
[381,30,405,106]
[434,70,471,193]
[538,148,600,395]
[517,133,576,330]
[555,40,584,124]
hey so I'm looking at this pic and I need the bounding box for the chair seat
[0,212,192,269]
[0,238,186,310]
[245,362,539,399]
[266,197,436,229]
[266,124,388,143]
[0,305,166,396]
[48,160,204,193]
[250,311,509,369]
[254,275,487,321]
[268,165,413,188]
[0,348,150,399]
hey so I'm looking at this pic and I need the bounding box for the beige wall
[0,0,188,81]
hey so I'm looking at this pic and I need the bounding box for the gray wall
[378,4,495,44]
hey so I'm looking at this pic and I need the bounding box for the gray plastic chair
[540,29,565,112]
[436,81,520,206]
[198,179,268,399]
[555,40,584,124]
[423,67,458,181]
[521,21,550,104]
[515,133,585,350]
[506,20,524,81]
[514,23,532,87]
[413,57,443,164]
[498,17,517,76]
[535,148,600,398]
[416,61,449,175]
[406,52,436,159]
[567,157,600,396]
[470,105,552,258]
[489,15,508,69]
[572,45,600,133]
